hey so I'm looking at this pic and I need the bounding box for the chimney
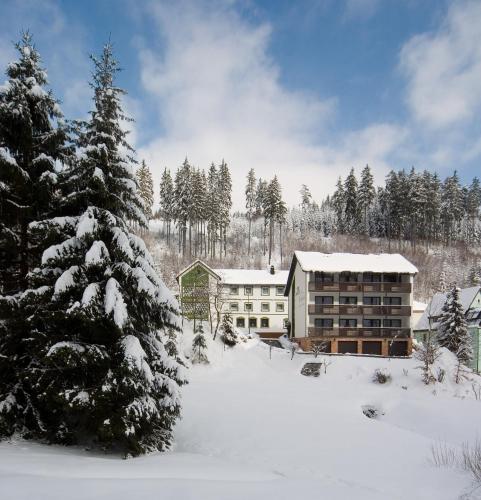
[270,265,275,275]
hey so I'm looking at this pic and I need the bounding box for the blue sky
[1,0,480,207]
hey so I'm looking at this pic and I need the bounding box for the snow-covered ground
[2,329,481,499]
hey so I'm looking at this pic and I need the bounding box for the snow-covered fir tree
[158,167,174,243]
[357,164,375,234]
[245,168,256,256]
[0,32,70,295]
[0,33,71,438]
[437,286,473,367]
[0,43,186,456]
[192,322,208,364]
[136,159,154,221]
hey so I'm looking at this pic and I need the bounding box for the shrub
[372,368,392,384]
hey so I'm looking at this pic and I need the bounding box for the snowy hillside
[2,329,481,499]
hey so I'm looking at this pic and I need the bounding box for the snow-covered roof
[413,300,427,312]
[293,251,418,274]
[414,286,481,331]
[215,269,289,286]
[176,259,221,282]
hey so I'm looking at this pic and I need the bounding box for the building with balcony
[177,260,289,337]
[284,251,418,356]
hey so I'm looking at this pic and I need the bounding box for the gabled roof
[215,268,289,286]
[176,260,288,286]
[414,286,481,331]
[285,251,418,296]
[176,259,221,283]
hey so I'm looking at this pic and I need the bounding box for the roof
[294,251,418,274]
[176,259,221,283]
[285,251,418,296]
[413,300,427,312]
[414,286,481,331]
[215,268,289,286]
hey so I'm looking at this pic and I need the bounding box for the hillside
[2,327,481,499]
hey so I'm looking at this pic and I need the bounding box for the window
[340,272,358,283]
[261,302,270,312]
[363,319,381,328]
[236,317,245,328]
[339,318,357,327]
[315,318,333,328]
[340,296,358,305]
[383,319,402,328]
[283,318,289,329]
[261,286,270,296]
[229,302,239,312]
[363,296,381,305]
[384,296,402,305]
[260,318,269,328]
[315,296,333,305]
[314,272,333,283]
[244,285,253,296]
[363,272,381,283]
[276,285,284,295]
[276,302,285,312]
[230,286,239,295]
[249,317,257,328]
[244,302,253,312]
[383,273,400,283]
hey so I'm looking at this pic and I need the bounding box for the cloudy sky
[1,0,480,208]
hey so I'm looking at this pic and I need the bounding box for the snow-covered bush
[372,368,391,384]
[220,313,237,347]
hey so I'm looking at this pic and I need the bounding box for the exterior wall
[178,264,215,321]
[290,269,415,357]
[222,282,288,331]
[289,261,307,338]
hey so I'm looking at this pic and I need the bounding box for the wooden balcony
[309,281,412,293]
[308,282,339,292]
[307,327,411,338]
[308,305,411,316]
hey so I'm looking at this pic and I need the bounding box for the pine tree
[192,322,208,364]
[217,160,232,258]
[136,160,154,221]
[437,286,473,367]
[159,168,174,243]
[206,163,219,258]
[0,33,70,438]
[0,32,70,295]
[220,313,237,347]
[331,177,345,233]
[300,184,312,211]
[343,168,359,233]
[2,43,186,456]
[174,158,192,255]
[357,165,375,234]
[245,168,256,256]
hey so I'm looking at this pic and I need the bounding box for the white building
[285,251,418,356]
[177,260,289,337]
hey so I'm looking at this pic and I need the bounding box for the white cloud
[400,0,481,129]
[137,0,402,208]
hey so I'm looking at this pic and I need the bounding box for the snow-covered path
[1,338,480,499]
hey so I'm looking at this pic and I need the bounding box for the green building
[413,286,481,372]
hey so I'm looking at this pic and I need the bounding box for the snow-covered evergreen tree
[245,168,256,256]
[1,43,186,456]
[358,165,375,234]
[343,168,359,233]
[220,313,237,347]
[136,160,154,221]
[437,286,473,367]
[158,167,174,243]
[0,32,70,438]
[0,32,70,295]
[192,322,208,364]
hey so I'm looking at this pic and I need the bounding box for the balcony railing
[308,304,411,316]
[307,327,411,338]
[308,282,412,293]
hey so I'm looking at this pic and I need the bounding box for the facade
[414,286,481,372]
[285,251,418,356]
[177,260,289,336]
